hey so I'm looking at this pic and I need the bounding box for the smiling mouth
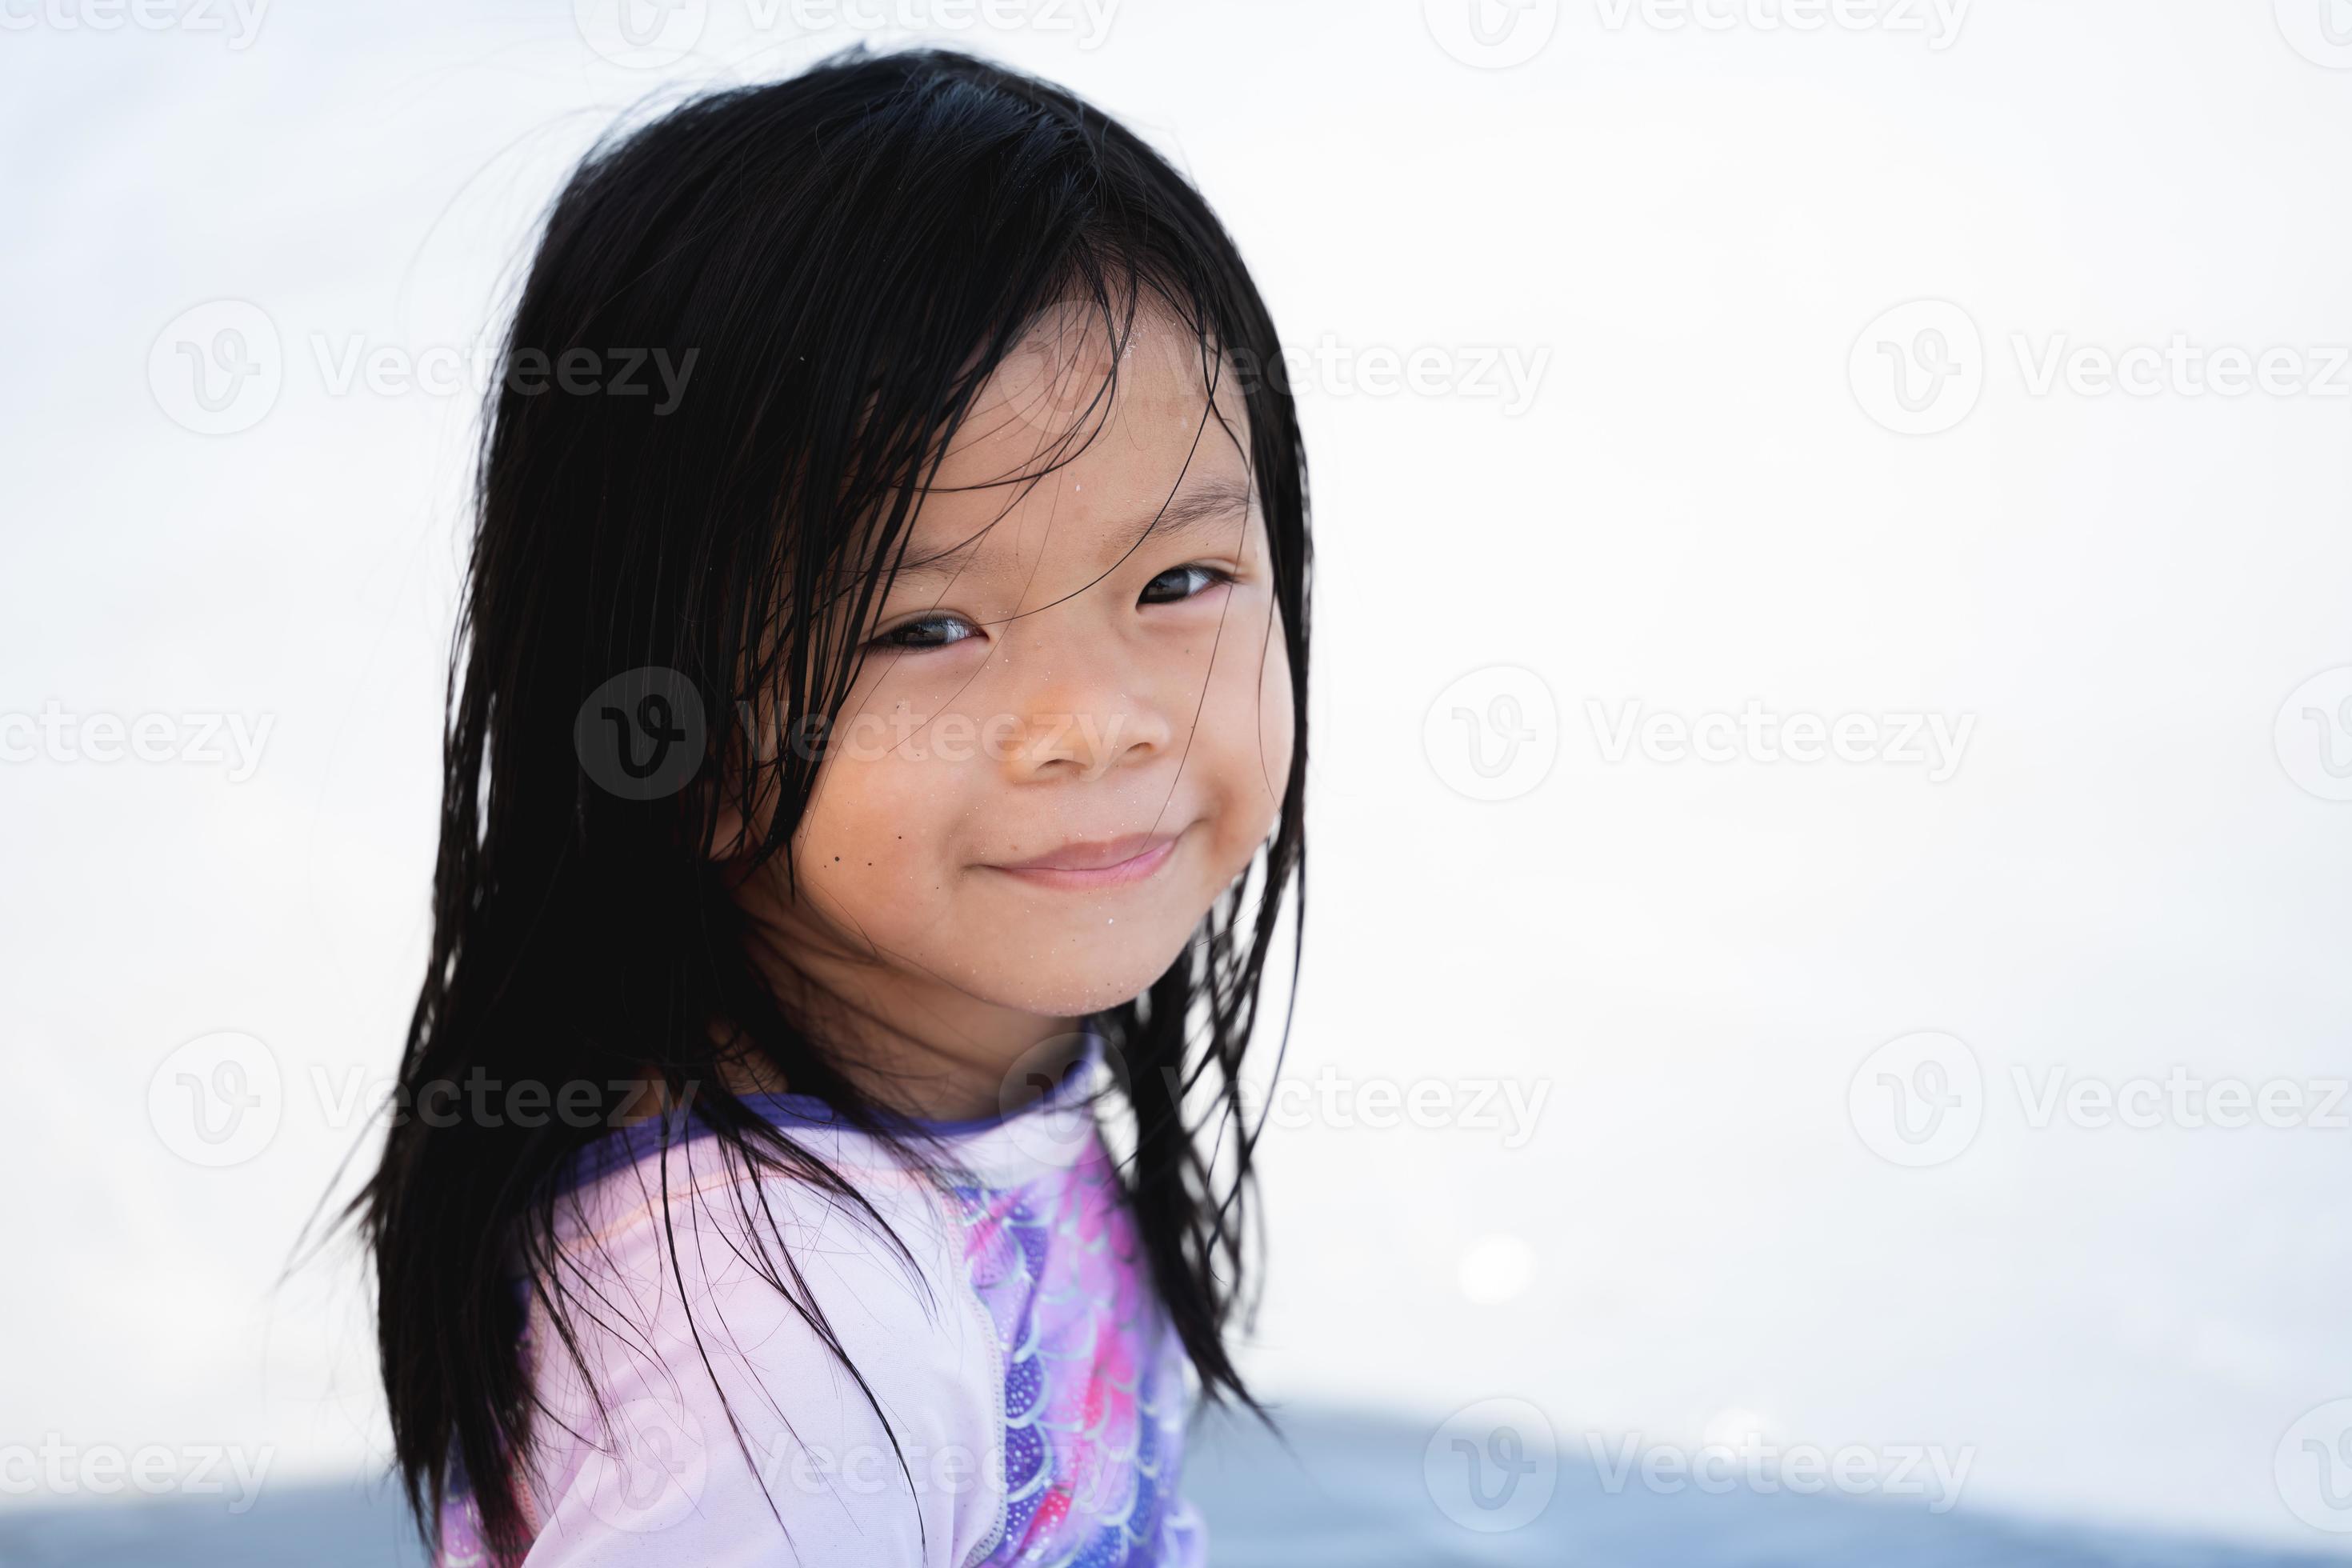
[985,830,1183,890]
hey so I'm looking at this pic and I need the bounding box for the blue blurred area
[0,1406,2338,1566]
[1187,1407,2343,1567]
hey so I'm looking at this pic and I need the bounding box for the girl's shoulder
[499,1116,1001,1566]
[482,1038,1208,1567]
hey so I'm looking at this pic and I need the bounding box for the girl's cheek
[1203,595,1294,832]
[1256,619,1297,801]
[798,730,954,892]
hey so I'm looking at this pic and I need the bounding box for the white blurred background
[4,0,2351,1560]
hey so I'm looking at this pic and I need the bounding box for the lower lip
[989,837,1180,890]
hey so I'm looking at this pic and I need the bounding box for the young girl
[356,46,1310,1567]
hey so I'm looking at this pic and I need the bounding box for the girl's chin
[957,938,1195,1018]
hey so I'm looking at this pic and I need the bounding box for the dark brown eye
[871,614,980,652]
[1139,565,1234,606]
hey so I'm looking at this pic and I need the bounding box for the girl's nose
[996,621,1177,782]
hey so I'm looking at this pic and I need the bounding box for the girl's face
[738,302,1294,1093]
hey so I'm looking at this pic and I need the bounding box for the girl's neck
[715,999,1094,1125]
[722,866,1098,1122]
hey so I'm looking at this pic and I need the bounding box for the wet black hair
[347,42,1310,1564]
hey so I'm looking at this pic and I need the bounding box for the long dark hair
[350,44,1310,1564]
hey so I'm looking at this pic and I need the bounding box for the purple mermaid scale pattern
[434,1487,490,1567]
[954,1140,1201,1568]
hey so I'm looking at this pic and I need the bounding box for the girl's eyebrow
[884,474,1255,593]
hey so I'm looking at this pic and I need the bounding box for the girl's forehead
[906,306,1255,549]
[958,300,1248,456]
